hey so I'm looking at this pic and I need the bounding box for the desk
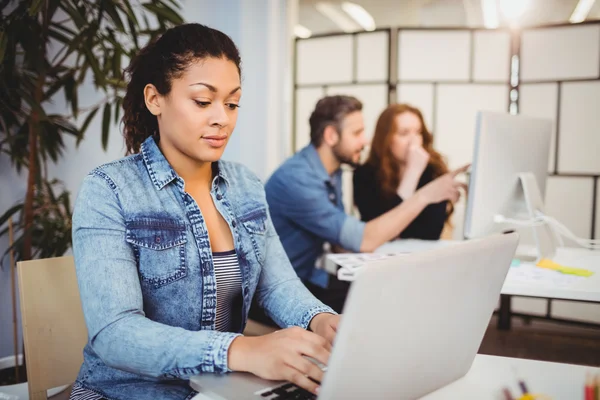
[326,239,600,330]
[190,355,599,399]
[423,354,599,400]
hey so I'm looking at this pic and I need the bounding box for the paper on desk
[327,253,402,281]
[505,263,587,288]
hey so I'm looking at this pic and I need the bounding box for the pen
[519,379,529,395]
[502,387,514,400]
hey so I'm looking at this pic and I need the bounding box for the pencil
[585,372,595,400]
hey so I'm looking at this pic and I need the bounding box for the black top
[353,163,447,240]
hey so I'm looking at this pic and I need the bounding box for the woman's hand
[228,326,332,395]
[405,143,430,178]
[309,313,340,345]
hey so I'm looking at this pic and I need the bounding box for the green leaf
[49,21,78,37]
[50,115,79,135]
[83,47,104,86]
[157,1,183,24]
[101,102,111,150]
[105,78,127,89]
[0,204,23,229]
[142,3,183,25]
[121,0,139,26]
[127,17,140,49]
[112,47,122,80]
[61,73,79,118]
[114,97,122,124]
[28,0,45,16]
[76,63,89,84]
[164,0,182,9]
[80,106,99,139]
[103,0,126,32]
[59,2,87,28]
[48,26,71,44]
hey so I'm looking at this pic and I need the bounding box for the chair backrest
[17,256,88,400]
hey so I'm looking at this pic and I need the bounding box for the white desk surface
[190,355,599,399]
[368,240,600,303]
[422,354,599,400]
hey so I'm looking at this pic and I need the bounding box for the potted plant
[0,0,183,395]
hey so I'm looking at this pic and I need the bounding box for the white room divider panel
[435,84,509,168]
[520,24,600,82]
[552,301,600,324]
[558,81,600,175]
[472,30,512,82]
[295,87,326,151]
[296,35,354,85]
[518,23,600,244]
[518,83,559,173]
[516,22,600,323]
[545,176,595,240]
[597,183,600,239]
[398,30,471,82]
[356,31,389,82]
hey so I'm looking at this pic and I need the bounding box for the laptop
[189,232,519,400]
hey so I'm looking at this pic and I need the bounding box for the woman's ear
[144,84,162,116]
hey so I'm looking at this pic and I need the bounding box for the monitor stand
[511,172,557,263]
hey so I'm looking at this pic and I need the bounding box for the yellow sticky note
[536,259,594,277]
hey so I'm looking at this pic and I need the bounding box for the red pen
[586,373,595,400]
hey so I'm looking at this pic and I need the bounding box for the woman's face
[389,111,423,163]
[150,57,241,164]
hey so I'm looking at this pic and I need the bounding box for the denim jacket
[72,136,334,400]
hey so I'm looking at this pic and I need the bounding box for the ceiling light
[315,2,361,33]
[499,0,530,20]
[570,0,596,23]
[341,2,376,31]
[481,0,499,28]
[294,25,312,38]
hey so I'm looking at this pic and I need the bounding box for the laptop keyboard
[257,383,317,400]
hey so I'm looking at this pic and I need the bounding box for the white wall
[0,0,295,359]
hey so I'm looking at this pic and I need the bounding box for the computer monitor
[464,111,555,259]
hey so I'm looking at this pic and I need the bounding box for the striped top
[69,250,242,400]
[213,250,243,332]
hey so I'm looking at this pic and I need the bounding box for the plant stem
[8,217,19,382]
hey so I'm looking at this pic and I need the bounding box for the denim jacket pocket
[240,208,267,265]
[125,218,188,288]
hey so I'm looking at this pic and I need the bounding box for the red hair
[365,104,452,219]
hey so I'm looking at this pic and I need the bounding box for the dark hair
[308,95,362,147]
[122,23,241,154]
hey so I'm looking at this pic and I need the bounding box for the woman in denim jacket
[70,23,339,400]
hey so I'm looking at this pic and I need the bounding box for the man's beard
[333,143,363,168]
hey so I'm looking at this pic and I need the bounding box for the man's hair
[309,95,362,147]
